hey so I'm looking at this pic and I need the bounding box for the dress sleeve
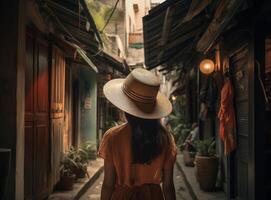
[98,129,114,163]
[163,132,177,169]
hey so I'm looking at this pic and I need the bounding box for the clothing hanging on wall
[218,78,237,155]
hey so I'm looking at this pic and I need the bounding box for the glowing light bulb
[199,59,215,75]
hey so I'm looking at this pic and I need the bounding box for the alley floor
[80,164,193,200]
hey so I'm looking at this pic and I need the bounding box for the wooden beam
[46,0,88,21]
[182,0,211,23]
[196,0,244,52]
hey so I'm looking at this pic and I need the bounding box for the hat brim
[103,79,172,119]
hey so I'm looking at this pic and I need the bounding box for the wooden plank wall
[230,43,250,200]
[64,63,73,152]
[50,46,65,187]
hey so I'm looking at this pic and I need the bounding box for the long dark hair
[125,113,165,164]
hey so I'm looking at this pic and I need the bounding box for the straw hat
[103,68,172,119]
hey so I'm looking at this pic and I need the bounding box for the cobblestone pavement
[80,164,193,200]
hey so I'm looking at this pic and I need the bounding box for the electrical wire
[100,0,120,33]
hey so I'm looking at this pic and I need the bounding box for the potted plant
[57,151,77,190]
[73,148,89,178]
[195,137,218,191]
[67,146,89,179]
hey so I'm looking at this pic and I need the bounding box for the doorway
[24,30,50,199]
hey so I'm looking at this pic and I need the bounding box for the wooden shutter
[50,46,65,186]
[25,31,50,199]
[230,43,249,200]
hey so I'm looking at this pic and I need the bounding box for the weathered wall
[64,63,73,151]
[0,0,25,199]
[125,0,151,34]
[78,66,97,147]
[125,0,148,65]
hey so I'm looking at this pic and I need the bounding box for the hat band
[122,85,156,104]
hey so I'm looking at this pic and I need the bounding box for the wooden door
[50,46,65,186]
[25,31,49,199]
[64,63,73,152]
[230,43,250,200]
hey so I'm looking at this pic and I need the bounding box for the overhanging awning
[74,43,98,73]
[196,0,244,52]
[92,50,130,75]
[143,0,219,70]
[40,0,102,54]
[53,37,98,73]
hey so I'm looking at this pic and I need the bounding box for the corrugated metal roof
[143,0,212,70]
[93,51,130,75]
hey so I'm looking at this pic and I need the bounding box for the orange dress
[98,123,177,200]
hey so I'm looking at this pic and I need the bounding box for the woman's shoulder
[103,122,129,139]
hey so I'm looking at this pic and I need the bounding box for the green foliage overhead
[85,0,123,31]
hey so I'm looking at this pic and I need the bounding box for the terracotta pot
[183,150,195,167]
[57,174,76,191]
[195,155,218,191]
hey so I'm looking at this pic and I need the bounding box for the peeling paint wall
[78,66,97,148]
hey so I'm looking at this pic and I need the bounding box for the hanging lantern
[199,59,215,75]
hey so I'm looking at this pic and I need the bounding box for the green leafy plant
[80,141,97,161]
[61,146,90,178]
[196,138,216,157]
[168,112,184,129]
[172,123,186,141]
[168,107,192,152]
[61,149,77,177]
[86,0,123,31]
[177,127,191,145]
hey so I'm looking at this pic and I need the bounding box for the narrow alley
[1,0,271,200]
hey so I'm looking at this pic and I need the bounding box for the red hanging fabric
[218,78,237,155]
